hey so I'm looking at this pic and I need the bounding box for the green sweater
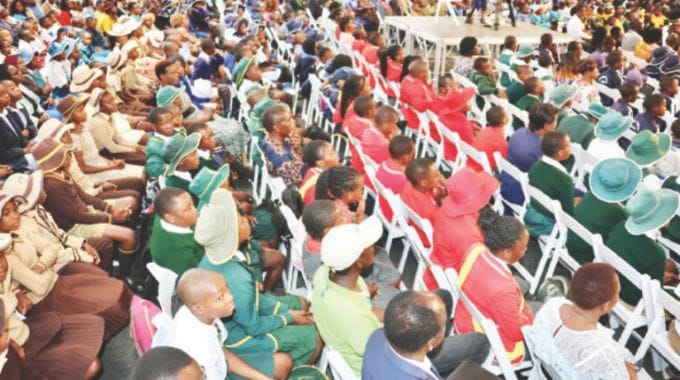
[565,192,627,264]
[528,160,575,217]
[145,133,170,178]
[557,114,595,149]
[149,216,205,277]
[606,221,666,306]
[506,80,526,105]
[469,71,499,110]
[513,94,540,130]
[164,175,199,205]
[662,176,680,242]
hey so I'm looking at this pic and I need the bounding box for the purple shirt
[612,99,632,117]
[634,112,666,133]
[501,128,542,205]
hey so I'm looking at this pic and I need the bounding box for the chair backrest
[444,268,520,380]
[319,346,360,380]
[526,185,563,217]
[458,137,493,173]
[495,60,519,83]
[494,152,529,217]
[146,262,178,316]
[279,204,306,243]
[401,202,434,248]
[521,325,563,380]
[595,240,644,291]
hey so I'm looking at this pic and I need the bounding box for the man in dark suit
[0,84,35,172]
[362,291,490,380]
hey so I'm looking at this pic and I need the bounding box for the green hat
[581,103,608,120]
[156,85,182,107]
[549,84,578,108]
[595,111,633,141]
[624,188,679,235]
[233,57,255,88]
[625,130,671,166]
[246,97,277,134]
[189,164,231,210]
[162,132,201,175]
[194,188,239,265]
[516,44,534,59]
[589,158,642,203]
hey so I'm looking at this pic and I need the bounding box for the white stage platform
[382,16,575,79]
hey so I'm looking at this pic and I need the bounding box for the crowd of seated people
[0,0,679,379]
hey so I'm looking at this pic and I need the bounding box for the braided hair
[477,207,526,254]
[315,166,361,201]
[339,75,366,118]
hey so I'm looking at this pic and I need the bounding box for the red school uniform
[362,45,380,65]
[360,126,390,164]
[299,167,322,205]
[470,126,508,171]
[399,74,436,132]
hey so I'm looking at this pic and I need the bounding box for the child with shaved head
[153,268,271,380]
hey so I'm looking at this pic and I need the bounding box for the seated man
[149,187,204,277]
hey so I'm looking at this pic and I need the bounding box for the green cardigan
[662,176,680,242]
[557,114,595,149]
[145,133,170,178]
[506,80,526,105]
[513,94,540,130]
[606,221,666,306]
[164,174,199,205]
[149,215,205,277]
[528,160,575,217]
[565,192,627,264]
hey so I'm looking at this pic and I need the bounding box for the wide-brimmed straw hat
[194,188,240,265]
[2,170,43,213]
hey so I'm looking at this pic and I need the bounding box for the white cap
[321,216,383,271]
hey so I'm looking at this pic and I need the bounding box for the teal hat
[549,84,578,108]
[246,97,277,134]
[625,130,671,166]
[594,111,633,141]
[63,38,78,57]
[233,57,255,88]
[581,103,608,120]
[156,85,182,107]
[189,165,231,209]
[589,158,642,203]
[162,132,201,175]
[516,44,535,59]
[624,188,679,235]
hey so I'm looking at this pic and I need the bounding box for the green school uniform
[606,221,666,306]
[469,71,499,110]
[565,192,627,264]
[145,133,171,178]
[198,255,318,378]
[164,174,199,204]
[506,80,526,105]
[149,215,205,277]
[662,176,680,242]
[525,159,575,236]
[513,94,541,130]
[557,114,595,149]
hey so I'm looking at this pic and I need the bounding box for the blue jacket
[362,329,443,380]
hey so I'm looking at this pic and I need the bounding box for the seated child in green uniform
[149,187,204,277]
[161,132,201,203]
[145,106,178,179]
[513,77,545,130]
[524,131,578,237]
[195,189,323,379]
[190,166,286,292]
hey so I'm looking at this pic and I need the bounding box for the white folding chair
[494,153,529,218]
[365,166,405,254]
[647,279,680,373]
[400,203,435,284]
[318,346,360,380]
[279,205,311,297]
[146,262,178,316]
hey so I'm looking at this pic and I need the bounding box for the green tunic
[557,114,595,149]
[469,71,499,110]
[164,174,199,204]
[565,192,627,264]
[528,160,575,217]
[513,94,540,130]
[662,176,680,242]
[198,255,318,377]
[606,221,666,306]
[506,80,526,105]
[145,133,170,178]
[149,215,205,277]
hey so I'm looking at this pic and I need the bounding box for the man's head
[374,105,399,137]
[388,135,415,166]
[130,346,202,380]
[177,268,235,321]
[406,158,440,191]
[155,59,179,85]
[353,95,376,119]
[261,104,294,136]
[486,106,508,128]
[473,57,492,76]
[643,94,667,117]
[661,76,679,97]
[149,106,175,136]
[302,140,339,170]
[515,65,531,82]
[154,188,199,228]
[619,82,639,103]
[408,59,429,82]
[523,77,545,96]
[541,131,571,161]
[384,291,447,357]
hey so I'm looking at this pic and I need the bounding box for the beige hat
[87,88,106,111]
[2,170,43,213]
[194,189,240,265]
[70,65,103,93]
[36,118,72,141]
[321,216,383,272]
[121,40,138,56]
[106,47,127,71]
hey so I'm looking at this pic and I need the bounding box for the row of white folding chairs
[247,136,287,204]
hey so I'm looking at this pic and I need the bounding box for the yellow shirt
[96,11,115,34]
[650,15,667,28]
[634,41,655,62]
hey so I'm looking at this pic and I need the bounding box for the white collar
[198,51,211,62]
[198,149,211,159]
[388,344,437,377]
[160,218,193,234]
[155,133,171,143]
[176,306,228,344]
[173,170,193,182]
[541,155,568,175]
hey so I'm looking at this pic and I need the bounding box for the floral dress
[262,135,304,185]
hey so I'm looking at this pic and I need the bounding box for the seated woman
[524,263,636,379]
[454,208,534,365]
[261,104,305,185]
[0,193,131,341]
[0,243,104,380]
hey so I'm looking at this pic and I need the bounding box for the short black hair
[541,131,568,157]
[302,37,317,56]
[353,96,375,117]
[388,135,414,159]
[523,77,541,94]
[643,93,665,111]
[200,38,215,52]
[606,50,623,66]
[672,119,680,139]
[302,140,330,167]
[405,158,434,185]
[458,36,478,56]
[154,59,174,80]
[149,106,173,124]
[261,105,289,132]
[503,35,517,50]
[129,346,199,380]
[315,166,362,201]
[619,82,638,101]
[660,76,679,92]
[384,291,441,354]
[374,105,399,125]
[540,33,553,46]
[537,51,553,68]
[186,122,209,134]
[528,103,557,132]
[477,207,526,253]
[473,56,489,71]
[154,187,187,218]
[302,200,340,240]
[486,106,506,127]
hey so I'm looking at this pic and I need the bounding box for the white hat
[107,22,130,37]
[194,189,239,265]
[121,40,138,56]
[321,216,383,271]
[106,47,127,71]
[36,118,72,141]
[70,65,103,93]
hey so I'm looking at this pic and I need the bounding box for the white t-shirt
[153,306,228,380]
[566,16,590,40]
